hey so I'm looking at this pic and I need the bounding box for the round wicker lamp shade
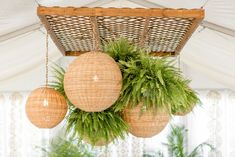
[25,87,68,128]
[64,52,122,112]
[123,103,170,138]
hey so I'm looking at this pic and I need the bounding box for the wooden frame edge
[66,51,174,57]
[38,15,66,55]
[174,18,203,55]
[38,6,204,18]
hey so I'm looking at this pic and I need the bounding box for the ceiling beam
[201,21,235,37]
[128,0,164,8]
[128,0,235,37]
[84,0,114,7]
[0,23,41,42]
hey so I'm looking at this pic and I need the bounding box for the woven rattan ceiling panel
[38,7,204,56]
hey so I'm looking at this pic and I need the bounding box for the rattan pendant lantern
[25,33,68,128]
[26,87,68,128]
[64,17,122,112]
[64,52,122,112]
[123,103,170,138]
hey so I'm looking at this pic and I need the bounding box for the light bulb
[43,99,49,107]
[92,75,99,82]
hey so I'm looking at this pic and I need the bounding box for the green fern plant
[49,65,128,146]
[104,39,200,114]
[103,38,141,62]
[41,137,96,157]
[143,125,214,157]
[165,125,214,157]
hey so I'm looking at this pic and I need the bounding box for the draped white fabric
[1,90,235,157]
[0,92,52,157]
[184,90,235,157]
[0,30,62,81]
[147,0,235,30]
[181,27,235,90]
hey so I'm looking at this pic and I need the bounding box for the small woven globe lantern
[123,103,170,138]
[25,87,68,128]
[64,52,122,112]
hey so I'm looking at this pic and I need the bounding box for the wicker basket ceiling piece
[25,87,68,128]
[64,51,122,112]
[38,7,204,56]
[123,103,170,138]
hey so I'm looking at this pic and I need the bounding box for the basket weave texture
[64,51,122,112]
[123,103,170,138]
[25,87,68,128]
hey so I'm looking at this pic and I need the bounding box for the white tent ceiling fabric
[181,26,235,90]
[148,0,235,30]
[0,30,62,81]
[0,0,235,90]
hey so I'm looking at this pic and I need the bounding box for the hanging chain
[45,32,49,87]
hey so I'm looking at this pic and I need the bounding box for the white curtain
[1,90,235,157]
[185,90,235,157]
[0,92,57,157]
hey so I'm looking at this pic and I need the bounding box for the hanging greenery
[104,38,200,114]
[158,125,214,157]
[41,137,96,157]
[50,65,128,146]
[49,38,200,144]
[103,37,141,62]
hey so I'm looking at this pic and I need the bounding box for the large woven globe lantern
[123,103,170,138]
[25,87,68,128]
[64,52,122,112]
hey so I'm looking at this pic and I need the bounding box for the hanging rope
[35,0,41,6]
[90,16,101,52]
[139,17,150,47]
[201,0,211,9]
[45,32,49,87]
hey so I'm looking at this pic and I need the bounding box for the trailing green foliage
[67,107,128,145]
[49,65,128,146]
[41,137,96,157]
[143,125,214,157]
[143,151,164,157]
[103,38,141,62]
[104,39,200,114]
[165,125,214,157]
